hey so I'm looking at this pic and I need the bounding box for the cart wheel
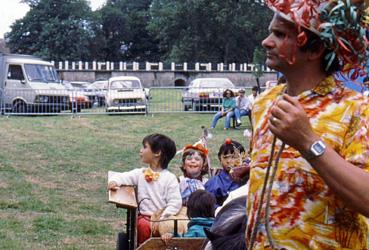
[116,232,129,250]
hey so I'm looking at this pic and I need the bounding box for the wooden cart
[109,186,206,250]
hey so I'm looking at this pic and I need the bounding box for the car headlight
[113,99,119,105]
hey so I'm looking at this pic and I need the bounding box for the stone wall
[59,70,277,87]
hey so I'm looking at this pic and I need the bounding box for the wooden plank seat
[137,237,206,250]
[108,185,138,209]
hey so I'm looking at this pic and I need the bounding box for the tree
[0,39,10,53]
[148,0,273,63]
[98,0,160,61]
[252,46,266,92]
[6,0,95,61]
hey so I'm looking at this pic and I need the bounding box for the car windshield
[110,80,141,89]
[198,80,234,88]
[89,81,108,89]
[24,64,59,83]
[189,79,234,88]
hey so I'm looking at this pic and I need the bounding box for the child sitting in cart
[205,138,249,206]
[161,190,216,245]
[178,143,209,205]
[107,133,182,245]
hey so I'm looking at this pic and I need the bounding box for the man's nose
[262,34,274,49]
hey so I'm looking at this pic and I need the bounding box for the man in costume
[246,0,369,248]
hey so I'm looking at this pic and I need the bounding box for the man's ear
[308,44,325,61]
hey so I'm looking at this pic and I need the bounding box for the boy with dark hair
[108,133,181,245]
[205,138,249,206]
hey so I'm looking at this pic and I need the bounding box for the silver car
[182,78,236,111]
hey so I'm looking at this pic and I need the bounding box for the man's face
[262,14,303,72]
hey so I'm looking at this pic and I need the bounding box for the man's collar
[311,75,336,96]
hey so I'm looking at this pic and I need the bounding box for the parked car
[62,81,91,112]
[85,80,108,107]
[68,81,90,90]
[182,78,237,111]
[105,76,147,113]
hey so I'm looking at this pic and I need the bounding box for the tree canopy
[5,0,273,63]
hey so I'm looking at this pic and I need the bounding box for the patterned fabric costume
[246,76,369,249]
[179,176,208,205]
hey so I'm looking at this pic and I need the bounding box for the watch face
[311,141,326,156]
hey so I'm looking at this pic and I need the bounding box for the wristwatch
[303,140,326,160]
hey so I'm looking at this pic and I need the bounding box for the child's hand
[161,233,173,245]
[151,221,159,235]
[107,181,119,191]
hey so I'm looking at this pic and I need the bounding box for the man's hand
[230,165,250,183]
[107,181,119,191]
[161,233,173,245]
[268,94,319,154]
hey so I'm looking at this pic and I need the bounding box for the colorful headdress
[266,0,369,78]
[182,143,209,156]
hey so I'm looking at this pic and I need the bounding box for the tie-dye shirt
[246,76,369,249]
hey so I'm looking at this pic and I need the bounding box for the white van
[0,53,69,113]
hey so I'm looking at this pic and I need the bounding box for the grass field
[0,113,251,249]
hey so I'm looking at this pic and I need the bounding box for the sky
[0,0,107,39]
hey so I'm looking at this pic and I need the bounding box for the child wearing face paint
[205,138,249,206]
[178,143,209,205]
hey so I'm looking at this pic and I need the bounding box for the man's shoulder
[255,85,284,103]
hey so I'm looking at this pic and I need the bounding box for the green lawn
[0,113,251,249]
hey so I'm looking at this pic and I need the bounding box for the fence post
[183,62,187,71]
[93,61,97,70]
[85,62,89,70]
[78,61,83,70]
[133,62,139,71]
[58,61,63,70]
[195,63,200,71]
[159,62,163,71]
[146,62,150,71]
[65,61,69,70]
[106,61,110,70]
[123,62,127,70]
[171,62,175,71]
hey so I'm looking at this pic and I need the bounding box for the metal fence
[0,86,255,116]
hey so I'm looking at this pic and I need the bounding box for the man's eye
[274,31,285,38]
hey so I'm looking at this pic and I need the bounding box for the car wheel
[12,101,27,113]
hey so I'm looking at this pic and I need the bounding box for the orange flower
[143,168,160,183]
